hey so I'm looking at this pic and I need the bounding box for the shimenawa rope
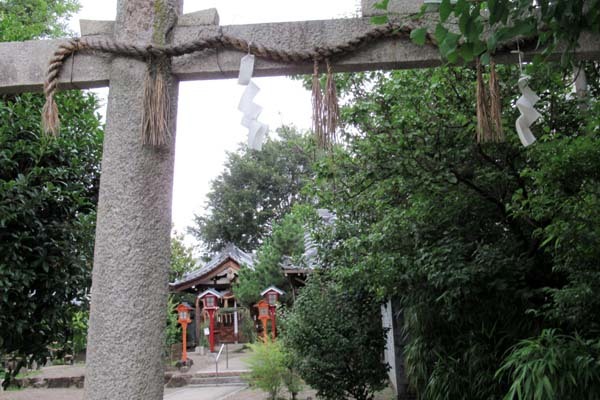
[42,21,530,146]
[42,22,433,145]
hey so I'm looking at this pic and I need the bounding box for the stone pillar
[233,300,238,343]
[84,1,182,399]
[195,295,202,345]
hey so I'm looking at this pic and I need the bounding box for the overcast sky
[72,1,359,248]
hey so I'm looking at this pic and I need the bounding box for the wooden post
[261,319,268,341]
[208,309,216,352]
[181,322,188,362]
[233,300,239,343]
[270,306,277,340]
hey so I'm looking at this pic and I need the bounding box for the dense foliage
[310,62,600,398]
[189,128,315,254]
[0,0,103,385]
[234,207,314,308]
[497,329,600,400]
[245,339,302,400]
[169,230,196,282]
[283,272,389,400]
[0,0,79,42]
[376,0,600,65]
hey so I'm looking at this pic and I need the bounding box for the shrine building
[169,241,314,347]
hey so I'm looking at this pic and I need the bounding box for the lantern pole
[269,305,277,340]
[208,309,216,352]
[181,321,188,361]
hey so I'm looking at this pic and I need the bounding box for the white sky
[71,1,359,248]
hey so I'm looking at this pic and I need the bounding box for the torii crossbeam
[1,1,599,399]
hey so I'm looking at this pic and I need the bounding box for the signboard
[205,296,215,308]
[268,293,277,305]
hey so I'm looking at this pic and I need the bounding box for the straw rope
[41,20,535,145]
[42,21,433,142]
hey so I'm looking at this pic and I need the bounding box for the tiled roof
[170,243,254,286]
[280,209,335,271]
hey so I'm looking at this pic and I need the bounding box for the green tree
[283,272,389,400]
[234,206,315,308]
[311,61,599,398]
[0,0,79,42]
[170,230,196,282]
[189,127,315,253]
[0,0,103,386]
[377,0,600,65]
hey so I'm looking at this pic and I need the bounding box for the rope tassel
[312,59,339,149]
[141,56,171,147]
[323,59,339,146]
[488,59,504,141]
[476,57,504,143]
[42,95,60,136]
[312,59,324,147]
[476,58,491,143]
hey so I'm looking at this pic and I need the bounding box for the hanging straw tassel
[42,94,60,136]
[311,58,325,147]
[323,59,339,148]
[141,55,171,147]
[476,57,492,143]
[488,58,504,142]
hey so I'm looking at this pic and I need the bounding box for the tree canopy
[377,0,600,65]
[189,127,315,254]
[0,0,103,382]
[169,230,197,282]
[309,60,600,398]
[234,206,315,308]
[283,272,389,400]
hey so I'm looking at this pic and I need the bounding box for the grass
[15,369,42,379]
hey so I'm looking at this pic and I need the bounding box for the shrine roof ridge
[169,242,254,287]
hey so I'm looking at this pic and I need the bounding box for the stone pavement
[1,386,248,400]
[1,346,253,400]
[1,345,395,400]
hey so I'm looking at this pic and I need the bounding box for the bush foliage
[283,272,389,400]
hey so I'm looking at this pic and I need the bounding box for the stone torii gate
[1,1,599,399]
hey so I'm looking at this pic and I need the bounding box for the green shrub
[197,320,209,347]
[283,273,389,400]
[164,297,181,353]
[240,308,257,344]
[497,329,600,400]
[71,310,88,355]
[245,340,286,400]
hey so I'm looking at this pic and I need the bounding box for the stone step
[194,370,248,378]
[189,375,246,387]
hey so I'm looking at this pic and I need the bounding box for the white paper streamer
[515,76,540,147]
[237,56,268,150]
[249,120,268,151]
[238,54,255,85]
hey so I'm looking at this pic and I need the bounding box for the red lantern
[176,303,193,362]
[260,286,284,339]
[255,300,271,341]
[197,289,222,352]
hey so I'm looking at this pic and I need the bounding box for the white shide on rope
[515,76,540,147]
[237,54,268,150]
